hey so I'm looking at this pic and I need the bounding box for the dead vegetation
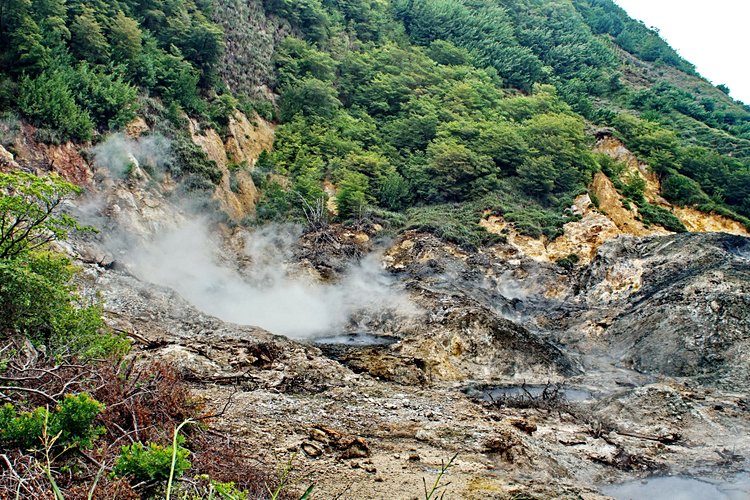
[484,382,573,412]
[0,338,287,499]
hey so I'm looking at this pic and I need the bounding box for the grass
[423,452,458,500]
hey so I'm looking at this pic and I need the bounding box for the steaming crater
[112,221,416,339]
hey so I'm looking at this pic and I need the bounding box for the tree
[0,0,50,74]
[0,171,82,259]
[70,7,110,64]
[280,78,342,120]
[336,171,369,219]
[109,11,142,65]
[274,37,337,89]
[31,0,69,51]
[427,40,472,66]
[424,140,494,201]
[18,71,94,141]
[377,169,410,211]
[0,171,123,358]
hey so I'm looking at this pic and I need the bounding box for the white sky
[614,0,750,105]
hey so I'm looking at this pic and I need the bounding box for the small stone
[508,417,537,435]
[415,430,433,442]
[310,427,332,445]
[408,452,421,462]
[301,442,324,458]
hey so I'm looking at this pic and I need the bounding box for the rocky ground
[11,119,743,498]
[70,220,750,499]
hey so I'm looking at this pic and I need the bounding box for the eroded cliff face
[189,111,275,221]
[1,110,274,232]
[594,136,748,238]
[480,136,749,267]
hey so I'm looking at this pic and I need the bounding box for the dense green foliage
[254,0,750,242]
[1,0,749,241]
[0,393,104,450]
[0,171,82,259]
[114,439,192,482]
[0,0,224,141]
[260,32,598,239]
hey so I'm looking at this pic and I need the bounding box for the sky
[614,0,750,105]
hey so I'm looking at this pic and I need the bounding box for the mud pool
[601,473,750,500]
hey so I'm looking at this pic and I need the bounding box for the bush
[0,252,127,359]
[661,172,711,206]
[18,72,93,142]
[638,203,687,232]
[114,438,191,483]
[336,171,369,220]
[404,203,499,250]
[0,393,104,450]
[556,253,580,270]
[170,135,222,185]
[68,63,139,131]
[0,171,127,359]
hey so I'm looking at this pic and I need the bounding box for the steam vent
[0,0,749,498]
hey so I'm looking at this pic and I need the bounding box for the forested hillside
[1,0,749,243]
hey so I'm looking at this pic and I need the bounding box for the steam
[84,133,415,339]
[91,133,172,177]
[118,221,415,338]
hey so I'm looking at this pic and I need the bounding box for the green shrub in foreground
[114,438,191,483]
[0,393,104,450]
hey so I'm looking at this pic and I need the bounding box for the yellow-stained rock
[188,112,274,222]
[225,111,275,167]
[125,117,149,138]
[673,207,750,236]
[546,195,621,264]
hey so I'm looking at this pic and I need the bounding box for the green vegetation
[114,439,191,483]
[251,0,749,242]
[0,393,104,450]
[1,0,748,240]
[0,172,128,358]
[0,0,225,140]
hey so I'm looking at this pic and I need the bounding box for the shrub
[0,171,82,259]
[0,252,128,359]
[0,393,104,450]
[556,253,580,270]
[53,393,106,449]
[0,171,127,359]
[621,172,647,204]
[661,172,711,206]
[336,171,369,220]
[638,203,687,232]
[170,135,222,185]
[404,203,499,250]
[18,72,93,142]
[114,438,191,483]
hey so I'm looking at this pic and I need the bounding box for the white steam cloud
[91,133,172,177]
[118,221,415,339]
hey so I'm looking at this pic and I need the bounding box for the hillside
[1,0,750,498]
[0,0,749,237]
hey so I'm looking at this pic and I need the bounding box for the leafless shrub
[486,382,571,412]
